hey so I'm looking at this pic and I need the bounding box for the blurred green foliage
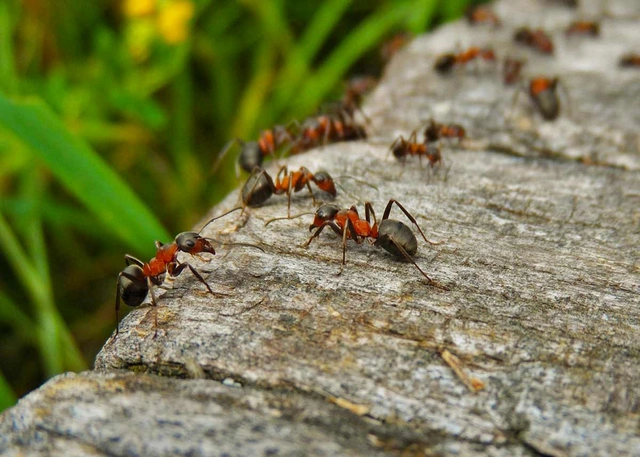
[0,0,473,411]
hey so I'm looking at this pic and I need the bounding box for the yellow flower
[122,0,157,18]
[156,0,195,44]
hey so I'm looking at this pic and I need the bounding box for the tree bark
[2,0,639,456]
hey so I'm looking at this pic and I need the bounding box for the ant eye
[185,239,195,248]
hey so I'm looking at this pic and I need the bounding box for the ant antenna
[198,206,243,233]
[264,211,315,227]
[203,237,266,253]
[211,139,240,177]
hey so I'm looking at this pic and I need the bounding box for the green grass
[0,0,474,410]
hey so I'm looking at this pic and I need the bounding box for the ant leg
[388,238,433,283]
[302,221,343,248]
[115,276,122,336]
[212,138,240,177]
[364,202,377,227]
[382,199,443,245]
[173,261,217,296]
[557,79,572,118]
[241,167,271,214]
[510,84,524,120]
[147,278,159,338]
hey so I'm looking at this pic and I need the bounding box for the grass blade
[0,369,16,412]
[0,93,170,253]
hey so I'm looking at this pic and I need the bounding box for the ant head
[434,54,456,74]
[175,232,216,255]
[310,204,340,231]
[313,171,337,196]
[238,141,263,174]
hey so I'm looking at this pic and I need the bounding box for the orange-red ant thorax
[503,57,525,85]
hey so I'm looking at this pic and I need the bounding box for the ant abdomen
[241,168,275,206]
[118,265,148,308]
[375,219,418,257]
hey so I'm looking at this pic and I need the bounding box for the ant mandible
[513,27,554,54]
[389,131,442,168]
[241,165,337,217]
[434,47,496,74]
[114,207,246,336]
[303,199,443,284]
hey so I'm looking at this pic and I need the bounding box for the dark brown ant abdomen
[118,265,149,308]
[241,168,275,207]
[532,88,560,120]
[374,219,418,257]
[238,141,263,174]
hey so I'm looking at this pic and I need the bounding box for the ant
[290,113,366,154]
[565,20,600,37]
[340,76,377,122]
[465,5,501,27]
[434,47,497,74]
[214,126,294,176]
[514,76,568,121]
[380,32,412,62]
[424,119,466,144]
[114,207,249,336]
[513,27,554,54]
[619,53,640,68]
[302,199,443,284]
[502,57,525,85]
[389,131,443,168]
[241,165,337,217]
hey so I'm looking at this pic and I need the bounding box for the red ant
[339,76,377,123]
[424,119,466,144]
[565,20,600,36]
[502,57,525,85]
[380,32,412,62]
[514,27,554,54]
[514,76,568,121]
[114,207,252,336]
[214,126,294,176]
[389,131,443,168]
[465,5,501,27]
[241,165,337,217]
[434,47,497,74]
[303,199,443,284]
[290,113,366,154]
[619,53,640,68]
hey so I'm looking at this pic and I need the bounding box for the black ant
[241,165,337,217]
[514,76,568,121]
[434,47,497,74]
[619,53,640,68]
[114,207,253,336]
[303,199,444,284]
[465,5,501,27]
[565,20,600,36]
[502,57,525,85]
[389,131,442,168]
[514,27,554,54]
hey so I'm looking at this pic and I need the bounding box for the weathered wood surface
[2,0,639,455]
